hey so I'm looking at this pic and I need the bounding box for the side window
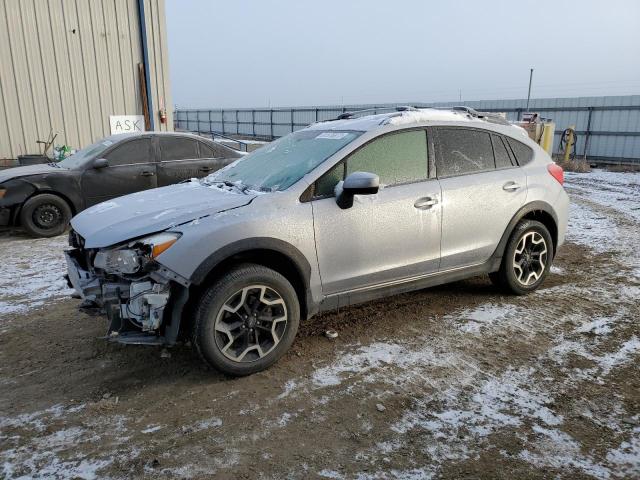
[314,162,344,198]
[345,130,427,186]
[105,138,152,166]
[435,128,494,177]
[200,142,229,159]
[160,137,199,161]
[506,137,534,165]
[492,135,514,169]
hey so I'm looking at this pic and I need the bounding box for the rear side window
[200,142,231,159]
[160,137,199,161]
[506,137,534,165]
[492,135,514,169]
[346,130,428,186]
[105,138,152,166]
[435,128,494,177]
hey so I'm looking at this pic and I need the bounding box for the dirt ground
[1,171,639,479]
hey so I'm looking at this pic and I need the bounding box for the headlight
[141,232,181,259]
[93,232,181,274]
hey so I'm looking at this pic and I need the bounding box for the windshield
[205,130,362,192]
[57,139,115,168]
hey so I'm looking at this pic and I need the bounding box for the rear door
[157,136,231,186]
[81,137,157,207]
[434,127,527,270]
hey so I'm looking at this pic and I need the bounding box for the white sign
[109,115,145,135]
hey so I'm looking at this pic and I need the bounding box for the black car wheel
[490,219,554,295]
[19,193,72,238]
[192,264,300,376]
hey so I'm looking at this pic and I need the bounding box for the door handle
[414,197,438,210]
[140,171,155,177]
[503,181,521,191]
[199,166,213,172]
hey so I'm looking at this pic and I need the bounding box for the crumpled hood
[0,164,62,185]
[71,181,255,248]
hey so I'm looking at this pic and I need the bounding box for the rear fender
[490,201,559,269]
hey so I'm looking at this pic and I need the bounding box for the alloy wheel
[214,285,288,363]
[512,231,548,286]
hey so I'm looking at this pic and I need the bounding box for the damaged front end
[65,230,190,345]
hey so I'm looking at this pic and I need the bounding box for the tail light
[547,163,564,185]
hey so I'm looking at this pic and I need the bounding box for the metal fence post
[583,106,593,159]
[221,109,225,135]
[197,110,201,133]
[252,110,255,136]
[236,110,239,135]
[270,109,274,139]
[208,110,212,137]
[315,108,318,122]
[290,109,294,133]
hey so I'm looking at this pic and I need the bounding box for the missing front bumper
[64,249,182,344]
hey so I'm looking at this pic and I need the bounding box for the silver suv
[65,108,569,376]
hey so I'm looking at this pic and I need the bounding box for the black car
[0,132,242,237]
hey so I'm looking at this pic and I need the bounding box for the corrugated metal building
[0,0,172,161]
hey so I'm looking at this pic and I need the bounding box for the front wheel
[19,193,72,238]
[491,219,554,295]
[192,264,300,376]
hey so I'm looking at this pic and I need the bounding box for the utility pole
[526,68,534,112]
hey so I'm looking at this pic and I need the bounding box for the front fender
[0,179,36,224]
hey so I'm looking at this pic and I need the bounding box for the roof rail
[449,106,510,125]
[333,105,418,121]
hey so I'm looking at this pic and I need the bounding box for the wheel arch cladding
[493,201,559,262]
[190,238,313,320]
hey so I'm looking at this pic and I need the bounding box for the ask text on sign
[110,115,146,135]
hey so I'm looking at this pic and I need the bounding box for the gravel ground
[0,170,639,479]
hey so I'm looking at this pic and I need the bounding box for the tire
[192,264,300,376]
[19,193,72,238]
[491,219,554,295]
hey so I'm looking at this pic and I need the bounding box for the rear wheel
[19,193,72,238]
[491,219,554,295]
[192,264,300,376]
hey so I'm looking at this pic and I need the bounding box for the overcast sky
[166,0,640,108]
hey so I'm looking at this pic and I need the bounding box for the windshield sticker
[316,132,349,140]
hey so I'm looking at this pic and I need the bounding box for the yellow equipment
[514,112,555,155]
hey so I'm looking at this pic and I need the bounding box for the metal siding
[142,0,172,132]
[176,95,640,162]
[0,0,171,159]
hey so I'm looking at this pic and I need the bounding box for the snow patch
[386,108,472,125]
[450,303,519,333]
[0,234,73,317]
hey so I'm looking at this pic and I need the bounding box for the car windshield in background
[206,130,362,192]
[57,139,115,169]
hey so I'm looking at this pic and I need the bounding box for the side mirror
[336,171,379,209]
[93,158,109,169]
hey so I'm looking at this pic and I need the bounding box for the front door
[434,127,527,270]
[81,137,157,207]
[311,129,442,295]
